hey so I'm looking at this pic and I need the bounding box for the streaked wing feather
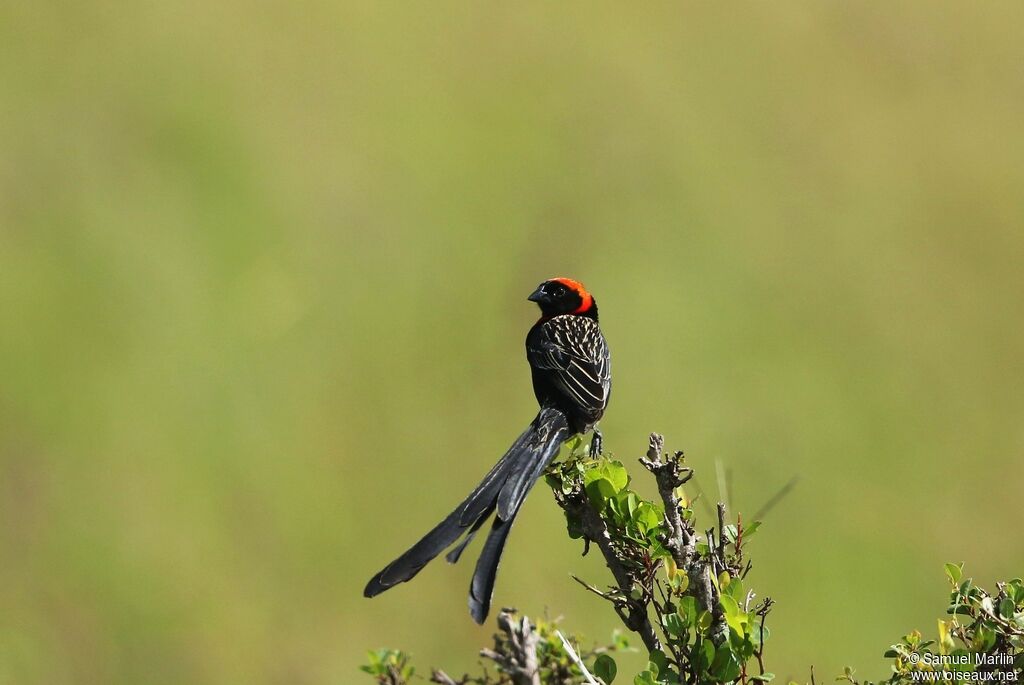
[528,316,610,413]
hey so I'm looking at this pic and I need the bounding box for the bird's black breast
[525,315,611,433]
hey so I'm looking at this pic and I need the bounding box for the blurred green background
[2,2,1023,683]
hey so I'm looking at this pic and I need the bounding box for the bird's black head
[528,278,598,320]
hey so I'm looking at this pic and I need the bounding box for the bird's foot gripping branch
[362,432,775,685]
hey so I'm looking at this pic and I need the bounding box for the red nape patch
[551,277,593,314]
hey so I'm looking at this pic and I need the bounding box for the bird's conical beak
[527,287,545,303]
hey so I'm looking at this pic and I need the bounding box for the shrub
[361,434,1021,684]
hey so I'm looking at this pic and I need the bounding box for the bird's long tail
[363,406,571,623]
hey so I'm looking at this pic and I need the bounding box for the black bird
[363,278,611,623]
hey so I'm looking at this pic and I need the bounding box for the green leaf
[670,571,690,593]
[633,672,658,685]
[678,596,698,625]
[664,612,686,637]
[634,502,663,534]
[973,623,996,651]
[584,460,629,495]
[649,648,668,674]
[647,537,669,557]
[945,562,963,585]
[603,460,629,492]
[720,593,739,618]
[711,643,742,681]
[999,597,1015,618]
[949,648,972,673]
[694,639,715,673]
[720,594,746,637]
[750,624,770,649]
[594,654,617,684]
[725,574,745,600]
[625,492,640,518]
[585,478,617,506]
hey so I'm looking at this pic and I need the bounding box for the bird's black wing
[527,315,610,415]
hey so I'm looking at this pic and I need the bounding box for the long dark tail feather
[468,408,570,623]
[495,409,569,521]
[364,407,571,624]
[444,508,491,564]
[363,452,518,597]
[468,516,516,624]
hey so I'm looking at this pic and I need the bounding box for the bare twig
[571,575,620,603]
[479,611,541,685]
[716,502,727,563]
[555,630,599,685]
[639,434,696,570]
[639,434,729,647]
[754,597,774,676]
[693,555,729,646]
[429,670,463,685]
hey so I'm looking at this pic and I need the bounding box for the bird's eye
[554,285,567,295]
